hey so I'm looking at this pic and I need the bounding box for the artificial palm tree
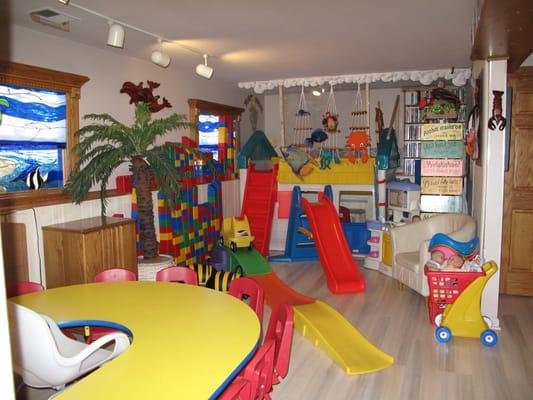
[64,100,202,260]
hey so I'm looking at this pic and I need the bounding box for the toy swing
[319,85,341,169]
[346,83,370,164]
[293,86,312,150]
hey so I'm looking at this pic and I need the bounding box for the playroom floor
[268,260,533,400]
[17,260,533,400]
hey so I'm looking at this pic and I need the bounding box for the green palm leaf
[64,100,197,259]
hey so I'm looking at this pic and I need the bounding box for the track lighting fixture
[107,22,125,48]
[151,39,171,68]
[58,1,212,76]
[195,54,214,80]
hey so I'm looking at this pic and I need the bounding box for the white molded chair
[390,213,477,297]
[8,301,130,391]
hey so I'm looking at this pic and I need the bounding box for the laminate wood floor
[268,261,533,400]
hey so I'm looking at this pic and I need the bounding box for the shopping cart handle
[482,261,498,278]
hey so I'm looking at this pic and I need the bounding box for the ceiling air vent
[30,8,80,32]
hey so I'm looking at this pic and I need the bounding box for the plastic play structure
[300,188,365,294]
[271,185,370,264]
[269,186,318,263]
[220,245,393,375]
[240,162,278,257]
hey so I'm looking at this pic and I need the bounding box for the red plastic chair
[229,277,264,325]
[240,339,275,400]
[264,303,294,384]
[87,268,136,343]
[218,377,253,400]
[6,281,44,298]
[94,268,137,282]
[155,266,198,285]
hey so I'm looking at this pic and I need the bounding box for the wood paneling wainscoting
[1,222,29,286]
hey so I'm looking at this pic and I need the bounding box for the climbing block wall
[131,141,222,263]
[158,182,222,264]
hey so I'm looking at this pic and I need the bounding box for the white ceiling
[7,0,476,85]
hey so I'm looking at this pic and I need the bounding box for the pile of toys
[426,233,483,272]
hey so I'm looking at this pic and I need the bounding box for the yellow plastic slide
[293,300,394,375]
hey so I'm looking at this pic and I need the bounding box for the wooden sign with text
[420,195,463,213]
[421,159,464,176]
[421,141,465,159]
[421,177,463,195]
[421,123,464,140]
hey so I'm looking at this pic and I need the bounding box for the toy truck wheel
[481,330,498,347]
[231,242,237,252]
[435,326,452,343]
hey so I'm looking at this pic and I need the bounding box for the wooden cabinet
[43,217,138,288]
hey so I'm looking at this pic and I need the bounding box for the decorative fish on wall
[304,128,328,146]
[26,167,48,190]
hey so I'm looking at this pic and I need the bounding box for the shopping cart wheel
[482,315,492,328]
[434,313,443,326]
[481,329,498,347]
[435,326,452,343]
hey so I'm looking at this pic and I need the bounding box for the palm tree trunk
[131,156,158,259]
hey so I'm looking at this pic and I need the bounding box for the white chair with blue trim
[8,301,130,392]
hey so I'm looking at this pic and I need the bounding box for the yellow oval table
[11,281,261,399]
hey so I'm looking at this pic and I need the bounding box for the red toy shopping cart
[424,266,484,326]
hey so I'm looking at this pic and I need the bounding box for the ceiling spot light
[107,22,125,48]
[151,39,171,68]
[195,54,214,80]
[57,0,70,4]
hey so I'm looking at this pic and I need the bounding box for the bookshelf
[402,86,467,177]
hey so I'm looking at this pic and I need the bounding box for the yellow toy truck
[221,216,254,252]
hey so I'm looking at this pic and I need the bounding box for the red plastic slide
[301,194,365,294]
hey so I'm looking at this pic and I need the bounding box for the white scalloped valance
[238,68,471,93]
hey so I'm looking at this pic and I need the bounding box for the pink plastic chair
[155,266,198,285]
[6,281,44,298]
[264,303,294,384]
[229,277,264,325]
[240,339,275,400]
[218,377,253,400]
[94,268,137,282]
[87,268,137,343]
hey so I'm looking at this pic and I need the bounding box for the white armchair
[390,213,477,297]
[8,301,130,391]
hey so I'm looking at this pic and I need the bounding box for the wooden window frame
[0,61,89,212]
[188,98,244,149]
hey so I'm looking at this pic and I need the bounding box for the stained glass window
[198,114,219,160]
[0,83,66,192]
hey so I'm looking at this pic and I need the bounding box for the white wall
[9,24,252,183]
[0,229,15,399]
[469,59,506,329]
[264,87,401,151]
[2,23,249,284]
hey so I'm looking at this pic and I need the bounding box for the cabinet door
[44,231,85,288]
[501,69,533,295]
